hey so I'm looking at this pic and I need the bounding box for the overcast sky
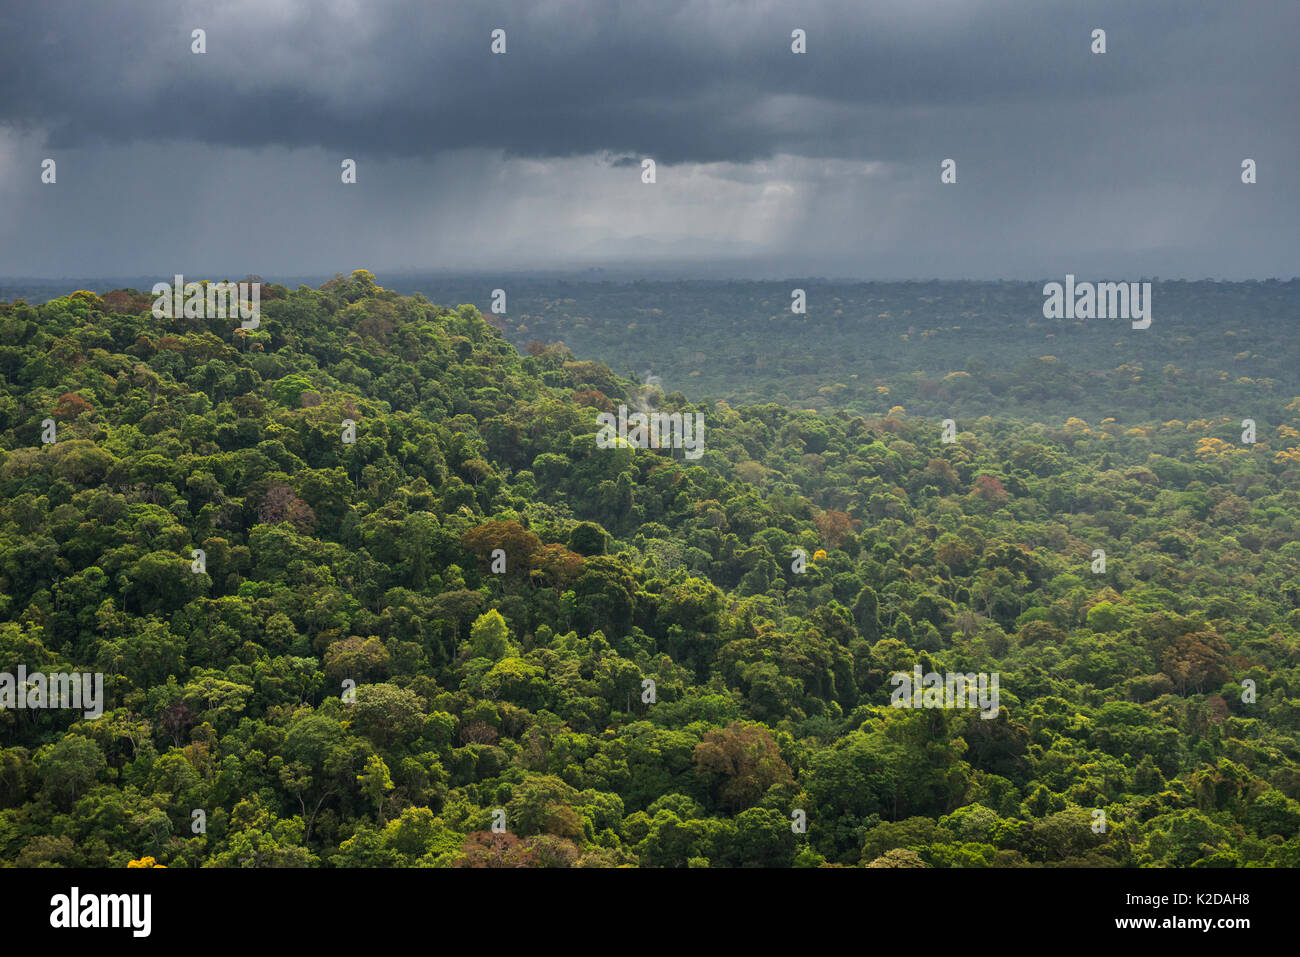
[1,0,1295,280]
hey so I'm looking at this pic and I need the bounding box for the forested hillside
[2,271,1298,868]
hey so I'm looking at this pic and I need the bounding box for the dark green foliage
[0,275,1298,868]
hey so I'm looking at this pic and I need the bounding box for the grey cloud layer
[0,0,1295,278]
[3,0,1292,163]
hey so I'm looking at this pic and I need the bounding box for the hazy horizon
[4,268,1298,291]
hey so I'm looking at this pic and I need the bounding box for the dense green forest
[381,277,1300,425]
[1,270,1299,868]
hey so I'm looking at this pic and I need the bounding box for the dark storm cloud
[0,0,1295,278]
[1,0,1293,165]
